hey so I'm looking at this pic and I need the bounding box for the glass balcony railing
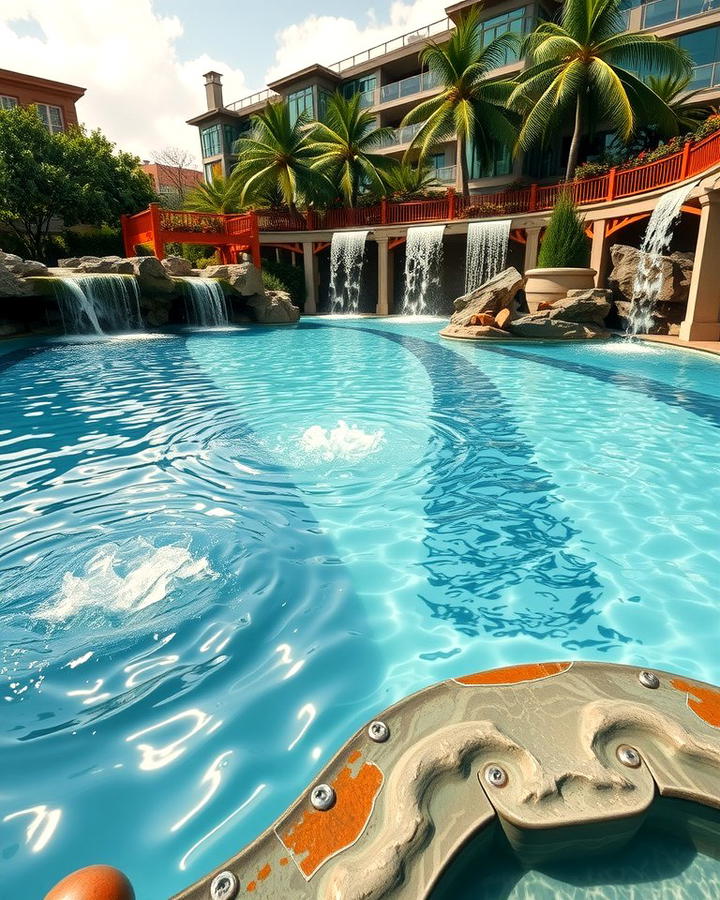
[379,122,425,148]
[690,61,720,89]
[379,70,441,105]
[642,0,720,27]
[434,164,456,183]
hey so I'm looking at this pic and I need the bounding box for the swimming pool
[1,320,719,897]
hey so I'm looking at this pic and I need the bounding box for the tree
[647,73,714,133]
[0,104,155,260]
[308,93,396,207]
[511,0,692,180]
[400,8,518,202]
[232,101,327,213]
[380,160,440,199]
[185,175,246,213]
[152,146,199,207]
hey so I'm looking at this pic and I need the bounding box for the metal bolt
[368,720,390,743]
[210,871,238,900]
[638,670,660,689]
[484,764,508,788]
[617,744,642,768]
[310,783,336,811]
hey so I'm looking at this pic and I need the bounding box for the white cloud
[265,0,447,83]
[0,0,253,162]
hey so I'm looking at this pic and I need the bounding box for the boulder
[613,299,685,335]
[58,257,81,268]
[0,252,49,277]
[509,316,610,339]
[139,294,172,327]
[204,262,264,297]
[468,313,497,326]
[245,290,300,324]
[0,263,34,298]
[440,324,511,340]
[161,255,193,277]
[451,267,524,324]
[125,256,174,295]
[70,255,123,274]
[495,308,511,330]
[546,290,612,325]
[609,244,693,306]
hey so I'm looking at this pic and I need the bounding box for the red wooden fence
[121,204,261,267]
[122,128,720,253]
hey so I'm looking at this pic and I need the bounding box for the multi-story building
[188,0,720,194]
[140,161,203,205]
[0,68,85,133]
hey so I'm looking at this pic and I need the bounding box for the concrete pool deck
[639,334,720,358]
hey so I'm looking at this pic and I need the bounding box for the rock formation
[608,243,693,334]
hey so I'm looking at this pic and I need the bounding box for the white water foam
[329,231,369,313]
[299,421,384,462]
[35,541,214,621]
[53,275,142,335]
[627,181,698,336]
[181,278,228,327]
[465,220,511,293]
[401,225,445,315]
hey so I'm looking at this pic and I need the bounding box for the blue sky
[155,0,400,86]
[0,0,444,157]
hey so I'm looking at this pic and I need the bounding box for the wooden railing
[121,204,261,266]
[254,127,720,232]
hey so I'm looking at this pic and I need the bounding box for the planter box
[524,267,596,313]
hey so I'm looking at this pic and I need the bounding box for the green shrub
[63,226,124,258]
[262,259,306,307]
[195,253,219,269]
[263,271,289,293]
[537,191,589,269]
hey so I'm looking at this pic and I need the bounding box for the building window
[204,160,223,183]
[678,26,720,88]
[201,124,222,158]
[36,103,64,133]
[480,7,531,66]
[1,95,18,110]
[287,87,314,126]
[318,89,334,121]
[467,138,512,179]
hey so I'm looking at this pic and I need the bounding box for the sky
[0,0,447,165]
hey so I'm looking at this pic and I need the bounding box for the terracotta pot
[524,267,596,313]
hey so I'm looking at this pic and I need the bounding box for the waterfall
[627,182,698,336]
[52,275,142,335]
[401,225,445,315]
[181,278,228,326]
[329,231,369,313]
[465,219,511,293]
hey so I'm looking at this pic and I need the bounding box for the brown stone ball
[45,866,135,900]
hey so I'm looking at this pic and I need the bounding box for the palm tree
[510,0,692,180]
[381,160,440,198]
[185,175,245,214]
[307,93,396,207]
[647,73,714,132]
[400,8,519,202]
[233,101,328,213]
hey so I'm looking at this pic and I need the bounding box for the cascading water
[401,225,445,315]
[53,275,142,335]
[465,219,511,293]
[181,278,228,327]
[627,181,698,336]
[329,231,369,313]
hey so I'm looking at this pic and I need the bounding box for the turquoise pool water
[0,320,719,897]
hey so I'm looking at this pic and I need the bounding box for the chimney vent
[204,71,224,110]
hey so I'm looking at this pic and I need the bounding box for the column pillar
[680,190,720,341]
[376,237,394,316]
[590,219,611,288]
[523,225,542,272]
[303,242,319,314]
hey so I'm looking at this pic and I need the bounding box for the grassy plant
[537,192,590,268]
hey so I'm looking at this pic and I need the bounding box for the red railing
[253,127,720,232]
[121,204,261,267]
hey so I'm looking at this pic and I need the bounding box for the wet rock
[547,290,612,325]
[609,244,693,305]
[203,262,264,297]
[613,299,685,335]
[245,290,300,324]
[161,255,193,277]
[451,267,524,324]
[509,317,610,339]
[440,324,512,340]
